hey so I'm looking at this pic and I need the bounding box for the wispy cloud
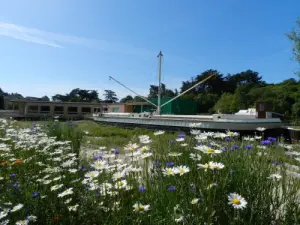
[0,22,156,58]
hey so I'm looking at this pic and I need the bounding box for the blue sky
[0,0,299,99]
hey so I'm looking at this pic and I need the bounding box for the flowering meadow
[1,119,300,224]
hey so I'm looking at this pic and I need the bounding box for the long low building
[3,100,134,119]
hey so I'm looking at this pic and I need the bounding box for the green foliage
[148,83,175,98]
[52,88,101,102]
[213,93,237,113]
[287,17,300,76]
[103,90,118,103]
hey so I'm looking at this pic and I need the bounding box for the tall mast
[157,51,163,115]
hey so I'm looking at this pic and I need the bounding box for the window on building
[112,107,119,112]
[103,107,108,112]
[28,105,38,113]
[94,108,101,113]
[68,107,78,114]
[82,107,91,114]
[259,104,265,111]
[40,106,50,113]
[54,106,64,114]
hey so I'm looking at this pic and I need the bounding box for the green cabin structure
[132,97,198,115]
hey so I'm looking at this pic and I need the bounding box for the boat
[92,103,283,131]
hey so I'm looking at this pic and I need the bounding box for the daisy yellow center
[139,205,145,211]
[180,169,185,174]
[207,149,215,153]
[118,182,123,186]
[167,170,174,175]
[90,174,95,178]
[232,198,240,205]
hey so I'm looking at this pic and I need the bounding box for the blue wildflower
[245,145,253,150]
[138,186,146,192]
[166,162,175,167]
[272,161,281,166]
[32,192,39,198]
[169,140,174,145]
[261,140,271,145]
[12,181,20,188]
[225,137,232,142]
[9,174,16,179]
[112,149,120,155]
[94,154,103,161]
[177,133,185,138]
[268,137,276,142]
[168,185,176,192]
[231,145,239,151]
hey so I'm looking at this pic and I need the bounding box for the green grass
[2,119,300,224]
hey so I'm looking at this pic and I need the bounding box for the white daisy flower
[15,220,29,225]
[190,129,201,135]
[115,180,127,189]
[268,174,282,180]
[58,188,74,198]
[228,193,247,209]
[162,168,177,176]
[90,160,107,170]
[154,130,165,136]
[176,137,185,142]
[168,152,182,157]
[132,203,150,213]
[26,215,37,222]
[85,171,100,179]
[180,143,188,147]
[175,215,184,222]
[51,184,64,191]
[124,143,139,151]
[191,198,199,204]
[0,209,9,220]
[11,203,23,212]
[68,204,79,212]
[174,166,190,176]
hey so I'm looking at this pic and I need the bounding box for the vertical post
[157,51,163,115]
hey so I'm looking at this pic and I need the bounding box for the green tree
[287,17,300,75]
[213,93,237,113]
[120,95,133,103]
[103,90,118,103]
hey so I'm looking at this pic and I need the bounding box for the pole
[108,76,158,108]
[157,51,163,115]
[160,73,215,108]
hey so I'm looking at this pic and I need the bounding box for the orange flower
[15,159,22,165]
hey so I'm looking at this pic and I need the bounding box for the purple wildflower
[177,133,185,138]
[138,186,146,192]
[9,174,16,179]
[166,162,175,167]
[112,149,120,154]
[94,154,103,161]
[225,137,232,142]
[168,185,176,192]
[261,140,271,145]
[268,137,276,142]
[32,192,39,198]
[245,145,253,150]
